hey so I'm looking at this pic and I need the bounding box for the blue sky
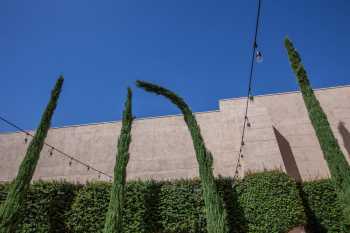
[1,0,349,132]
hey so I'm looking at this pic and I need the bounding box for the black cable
[0,115,113,179]
[233,0,262,180]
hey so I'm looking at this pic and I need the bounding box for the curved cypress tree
[0,76,64,233]
[103,88,133,233]
[285,38,350,226]
[136,81,228,233]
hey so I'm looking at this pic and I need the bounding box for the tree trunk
[285,38,350,228]
[0,76,64,233]
[103,88,133,233]
[136,80,228,233]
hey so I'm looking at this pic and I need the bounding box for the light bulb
[256,50,263,63]
[49,147,54,156]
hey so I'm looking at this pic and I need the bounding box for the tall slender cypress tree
[136,81,228,233]
[0,76,64,233]
[103,88,133,233]
[285,38,350,226]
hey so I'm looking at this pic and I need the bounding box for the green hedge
[0,171,345,232]
[235,172,306,233]
[0,181,79,233]
[302,180,346,233]
[66,181,161,233]
[66,171,307,233]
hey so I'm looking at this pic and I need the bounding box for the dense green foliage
[67,181,161,233]
[70,173,306,233]
[302,180,346,232]
[158,172,306,233]
[0,77,64,233]
[0,171,345,232]
[103,88,133,233]
[0,181,79,233]
[236,172,306,233]
[284,38,350,227]
[158,179,206,233]
[136,80,228,233]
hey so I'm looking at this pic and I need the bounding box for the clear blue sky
[1,0,349,132]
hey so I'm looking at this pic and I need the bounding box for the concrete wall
[0,85,350,183]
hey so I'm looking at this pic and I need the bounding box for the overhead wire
[0,115,113,180]
[233,0,262,183]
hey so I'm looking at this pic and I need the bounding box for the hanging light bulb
[240,153,244,158]
[245,116,251,127]
[24,133,30,144]
[247,120,251,128]
[49,147,54,156]
[69,159,72,166]
[256,50,263,63]
[87,166,90,171]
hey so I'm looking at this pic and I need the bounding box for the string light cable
[0,115,112,180]
[232,0,262,183]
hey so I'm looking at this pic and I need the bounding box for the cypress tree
[136,81,228,233]
[103,88,133,233]
[285,38,350,226]
[0,76,64,233]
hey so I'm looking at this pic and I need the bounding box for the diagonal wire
[0,115,112,179]
[233,0,262,182]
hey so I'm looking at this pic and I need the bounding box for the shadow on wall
[273,127,302,183]
[273,127,330,232]
[338,121,350,158]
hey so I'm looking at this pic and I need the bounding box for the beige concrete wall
[0,85,349,183]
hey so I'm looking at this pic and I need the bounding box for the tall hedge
[136,80,228,233]
[302,180,346,233]
[67,181,161,233]
[0,181,78,233]
[0,77,64,233]
[66,171,306,233]
[1,172,345,232]
[284,38,350,228]
[236,172,306,233]
[103,88,133,233]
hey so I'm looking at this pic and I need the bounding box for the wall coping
[1,84,349,135]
